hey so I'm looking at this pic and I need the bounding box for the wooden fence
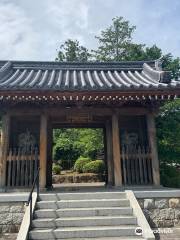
[121,145,153,185]
[6,147,39,187]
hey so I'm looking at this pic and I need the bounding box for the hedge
[74,157,92,173]
[83,160,105,174]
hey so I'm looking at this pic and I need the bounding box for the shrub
[83,160,105,174]
[52,163,61,175]
[74,157,91,173]
[160,164,180,188]
[57,159,75,170]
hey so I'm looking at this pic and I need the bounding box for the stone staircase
[29,191,146,239]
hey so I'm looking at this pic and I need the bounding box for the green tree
[53,128,104,169]
[156,99,180,187]
[157,99,180,165]
[93,17,180,78]
[162,54,180,79]
[56,39,91,62]
[143,45,162,60]
[93,16,137,61]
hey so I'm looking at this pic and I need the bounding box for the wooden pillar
[112,113,122,186]
[105,120,114,186]
[147,113,160,186]
[0,114,10,188]
[39,113,48,189]
[46,120,53,189]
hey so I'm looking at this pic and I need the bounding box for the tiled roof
[0,60,179,92]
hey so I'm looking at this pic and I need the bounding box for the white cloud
[0,0,179,60]
[0,1,41,60]
[44,0,89,41]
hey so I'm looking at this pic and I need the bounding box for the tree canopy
[93,16,136,61]
[56,17,180,79]
[56,39,91,62]
[53,128,104,167]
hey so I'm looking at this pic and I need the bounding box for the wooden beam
[6,106,150,117]
[112,113,122,186]
[146,113,160,186]
[0,113,10,188]
[39,113,48,189]
[105,120,114,186]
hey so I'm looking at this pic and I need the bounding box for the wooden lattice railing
[6,147,39,187]
[121,145,153,185]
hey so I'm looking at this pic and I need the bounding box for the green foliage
[144,45,162,60]
[56,39,91,62]
[93,16,136,61]
[52,163,62,175]
[53,128,104,164]
[93,17,164,63]
[160,165,180,188]
[83,160,105,174]
[53,128,82,163]
[156,99,180,187]
[74,157,92,173]
[156,99,180,166]
[162,54,180,79]
[55,17,180,79]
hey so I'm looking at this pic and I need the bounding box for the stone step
[29,226,140,239]
[32,215,137,228]
[34,209,57,219]
[39,192,126,201]
[36,201,57,210]
[35,207,133,218]
[36,199,130,209]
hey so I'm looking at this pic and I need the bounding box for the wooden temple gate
[0,60,179,189]
[0,108,157,188]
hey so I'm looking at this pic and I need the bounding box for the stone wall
[52,173,105,184]
[0,202,25,233]
[138,197,180,228]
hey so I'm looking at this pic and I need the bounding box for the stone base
[138,197,180,228]
[0,233,18,240]
[0,202,25,234]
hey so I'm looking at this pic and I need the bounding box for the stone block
[144,198,154,209]
[155,199,168,209]
[149,209,160,220]
[175,209,180,219]
[169,198,180,208]
[159,208,175,220]
[0,213,12,225]
[174,218,180,226]
[0,224,20,234]
[9,205,23,213]
[0,205,10,213]
[12,213,24,225]
[162,220,174,227]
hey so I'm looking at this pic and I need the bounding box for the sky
[0,0,180,61]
